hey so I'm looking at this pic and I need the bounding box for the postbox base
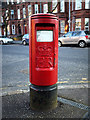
[30,84,57,111]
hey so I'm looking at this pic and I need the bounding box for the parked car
[22,34,29,45]
[13,34,23,41]
[0,36,13,45]
[58,31,90,48]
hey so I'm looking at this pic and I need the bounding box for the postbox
[29,14,58,111]
[29,14,58,86]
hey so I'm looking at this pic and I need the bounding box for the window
[17,9,20,19]
[7,0,9,4]
[22,0,25,2]
[64,32,72,37]
[23,8,26,18]
[75,0,82,10]
[4,28,6,36]
[75,18,81,31]
[24,34,29,38]
[0,28,2,36]
[60,0,65,12]
[85,31,90,35]
[17,0,20,4]
[6,10,9,20]
[72,31,81,36]
[11,0,14,4]
[28,5,32,16]
[85,18,89,31]
[85,0,90,9]
[7,25,10,35]
[6,10,8,17]
[12,25,15,35]
[60,20,65,33]
[11,10,14,19]
[52,0,57,13]
[43,4,48,13]
[1,16,3,23]
[35,4,38,14]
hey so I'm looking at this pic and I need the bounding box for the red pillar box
[29,14,58,111]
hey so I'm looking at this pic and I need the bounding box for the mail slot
[29,14,58,86]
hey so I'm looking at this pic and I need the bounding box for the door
[72,31,81,44]
[31,25,57,86]
[18,24,21,35]
[36,26,54,69]
[62,32,72,44]
[24,24,27,34]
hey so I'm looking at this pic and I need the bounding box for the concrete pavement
[2,84,89,119]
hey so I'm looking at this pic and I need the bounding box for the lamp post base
[30,84,57,111]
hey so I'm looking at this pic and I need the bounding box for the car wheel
[58,41,62,47]
[22,40,27,45]
[0,40,4,45]
[78,41,86,48]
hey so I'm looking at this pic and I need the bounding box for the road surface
[0,44,89,95]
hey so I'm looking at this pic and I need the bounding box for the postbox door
[36,26,54,69]
[31,25,58,86]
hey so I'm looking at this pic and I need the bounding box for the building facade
[0,0,90,38]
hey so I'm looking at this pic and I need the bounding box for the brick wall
[1,1,90,38]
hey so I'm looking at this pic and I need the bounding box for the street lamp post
[72,0,73,31]
[69,0,71,32]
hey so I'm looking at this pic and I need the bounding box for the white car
[0,36,13,45]
[58,31,90,48]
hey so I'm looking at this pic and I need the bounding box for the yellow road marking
[17,85,23,87]
[0,87,7,90]
[57,81,68,84]
[82,78,87,80]
[73,81,90,83]
[17,84,28,87]
[19,69,28,74]
[0,84,28,90]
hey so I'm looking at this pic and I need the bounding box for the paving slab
[57,87,89,106]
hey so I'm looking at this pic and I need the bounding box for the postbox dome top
[31,13,58,20]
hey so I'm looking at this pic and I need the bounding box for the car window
[81,31,86,35]
[26,34,28,36]
[84,31,90,35]
[23,35,26,37]
[64,32,72,37]
[23,34,29,38]
[26,34,29,38]
[72,31,81,36]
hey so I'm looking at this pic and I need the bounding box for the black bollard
[29,14,58,111]
[30,84,57,111]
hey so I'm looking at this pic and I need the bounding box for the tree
[2,2,11,37]
[48,2,59,13]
